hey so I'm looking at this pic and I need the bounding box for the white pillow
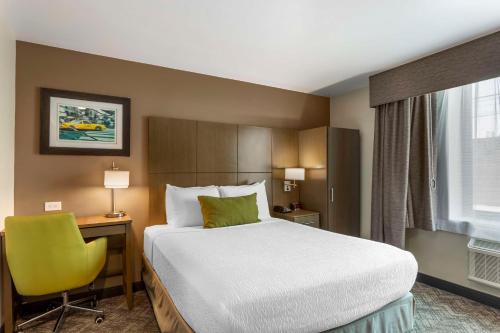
[218,180,271,220]
[165,184,219,227]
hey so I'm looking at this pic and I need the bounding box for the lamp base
[105,211,126,218]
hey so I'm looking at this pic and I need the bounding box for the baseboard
[416,273,499,309]
[18,281,144,317]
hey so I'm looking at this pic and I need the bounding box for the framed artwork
[40,88,130,156]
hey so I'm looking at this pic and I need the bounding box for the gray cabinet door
[327,128,360,236]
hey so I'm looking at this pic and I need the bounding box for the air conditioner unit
[468,238,500,289]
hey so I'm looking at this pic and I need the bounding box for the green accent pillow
[198,193,260,228]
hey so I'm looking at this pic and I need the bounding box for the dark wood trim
[370,30,500,107]
[17,281,144,318]
[327,127,360,237]
[40,88,131,156]
[417,273,499,309]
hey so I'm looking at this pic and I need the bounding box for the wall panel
[238,126,272,172]
[271,128,298,168]
[197,122,237,172]
[196,173,237,186]
[149,118,277,221]
[149,117,197,173]
[271,128,300,208]
[272,169,299,207]
[299,127,327,169]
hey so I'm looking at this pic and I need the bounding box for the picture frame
[40,88,131,156]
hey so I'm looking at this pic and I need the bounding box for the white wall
[407,228,499,297]
[330,87,500,297]
[330,87,374,238]
[0,0,16,326]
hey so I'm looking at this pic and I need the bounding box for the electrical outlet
[45,201,62,211]
[283,181,292,192]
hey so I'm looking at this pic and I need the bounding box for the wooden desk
[1,214,133,333]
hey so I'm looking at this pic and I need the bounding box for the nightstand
[272,209,320,228]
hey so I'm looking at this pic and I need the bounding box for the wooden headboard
[148,117,300,225]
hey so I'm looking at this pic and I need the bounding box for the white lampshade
[285,168,305,181]
[104,170,129,189]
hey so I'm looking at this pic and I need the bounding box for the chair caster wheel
[95,315,105,324]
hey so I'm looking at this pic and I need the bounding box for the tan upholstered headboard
[148,117,300,225]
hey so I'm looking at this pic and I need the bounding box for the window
[436,77,500,240]
[473,79,500,139]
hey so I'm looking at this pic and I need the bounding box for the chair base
[16,291,104,333]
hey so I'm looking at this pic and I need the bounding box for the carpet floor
[16,282,499,332]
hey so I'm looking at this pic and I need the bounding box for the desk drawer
[80,225,126,238]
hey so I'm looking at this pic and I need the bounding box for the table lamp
[284,167,305,192]
[104,162,129,218]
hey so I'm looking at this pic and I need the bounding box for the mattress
[144,219,418,333]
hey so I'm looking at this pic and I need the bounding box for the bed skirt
[142,254,415,333]
[142,254,194,333]
[324,293,415,333]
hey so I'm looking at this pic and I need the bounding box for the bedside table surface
[274,209,318,218]
[273,209,320,228]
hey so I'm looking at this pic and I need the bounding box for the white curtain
[436,77,500,242]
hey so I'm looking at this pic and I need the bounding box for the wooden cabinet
[327,128,360,237]
[298,127,360,237]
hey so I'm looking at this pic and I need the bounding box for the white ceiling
[7,0,500,96]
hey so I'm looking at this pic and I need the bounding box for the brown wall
[14,41,330,281]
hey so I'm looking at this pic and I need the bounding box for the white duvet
[144,219,417,333]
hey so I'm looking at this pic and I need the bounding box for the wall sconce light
[104,162,129,218]
[284,168,305,192]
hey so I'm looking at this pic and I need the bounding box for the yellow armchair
[5,212,107,332]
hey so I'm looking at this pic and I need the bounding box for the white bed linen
[144,219,417,333]
[165,184,220,227]
[144,224,203,261]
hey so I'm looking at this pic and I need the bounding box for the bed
[143,218,417,333]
